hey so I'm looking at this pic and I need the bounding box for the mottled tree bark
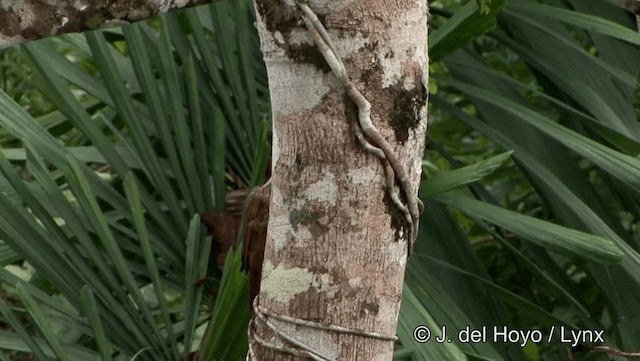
[0,0,215,48]
[251,1,428,359]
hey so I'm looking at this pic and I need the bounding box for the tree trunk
[0,0,214,48]
[251,1,428,359]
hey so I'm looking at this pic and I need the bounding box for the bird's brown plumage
[241,181,271,305]
[200,181,271,306]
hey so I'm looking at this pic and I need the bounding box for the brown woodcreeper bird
[240,180,271,305]
[200,181,270,306]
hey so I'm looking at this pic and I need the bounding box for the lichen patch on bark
[333,31,369,59]
[303,170,337,205]
[306,0,357,15]
[348,276,363,287]
[272,319,339,360]
[261,261,314,304]
[271,124,281,168]
[312,272,339,298]
[0,35,24,48]
[383,236,407,267]
[269,185,300,251]
[267,63,330,116]
[377,8,428,88]
[270,217,294,252]
[347,166,381,185]
[288,27,314,46]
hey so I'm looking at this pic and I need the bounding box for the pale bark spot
[271,183,320,251]
[286,28,368,69]
[0,35,24,48]
[273,30,286,45]
[303,170,337,205]
[72,1,88,11]
[270,186,292,251]
[270,218,293,252]
[254,4,330,116]
[384,238,407,267]
[347,166,381,185]
[312,272,339,298]
[156,0,173,13]
[406,106,429,184]
[283,0,296,7]
[261,261,313,304]
[289,28,313,45]
[103,19,129,27]
[270,63,330,116]
[379,9,429,88]
[294,225,313,247]
[333,32,369,59]
[254,14,282,57]
[272,127,281,170]
[173,0,190,8]
[2,2,35,30]
[348,277,363,288]
[307,0,357,14]
[272,319,339,360]
[376,298,397,325]
[372,353,390,361]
